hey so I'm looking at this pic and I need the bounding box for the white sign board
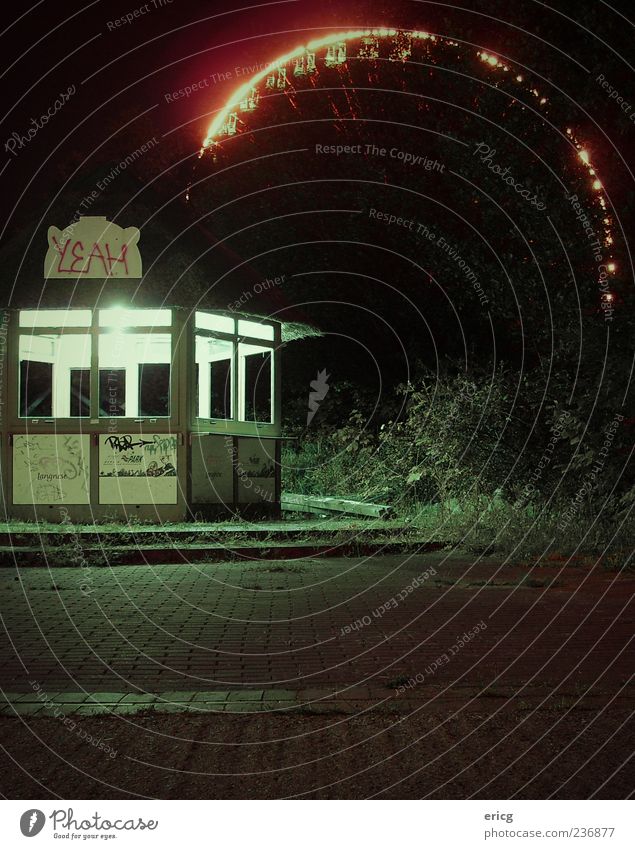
[99,433,178,505]
[237,437,276,503]
[44,216,142,278]
[191,434,234,503]
[13,434,90,505]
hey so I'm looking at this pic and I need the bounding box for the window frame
[191,311,280,437]
[13,308,177,427]
[97,327,173,421]
[10,308,280,436]
[17,325,93,422]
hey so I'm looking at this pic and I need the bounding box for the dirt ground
[1,697,632,799]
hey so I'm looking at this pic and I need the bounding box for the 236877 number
[569,827,615,838]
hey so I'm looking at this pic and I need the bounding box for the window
[238,319,275,340]
[195,312,234,334]
[19,310,91,328]
[99,308,172,328]
[20,360,52,417]
[239,343,272,423]
[19,333,91,418]
[196,336,233,419]
[99,333,171,418]
[16,308,178,420]
[99,369,125,417]
[194,312,276,426]
[70,369,90,418]
[139,363,170,416]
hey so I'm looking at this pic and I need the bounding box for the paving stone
[191,691,230,703]
[340,687,373,700]
[112,704,156,715]
[73,704,117,716]
[185,702,226,714]
[12,693,46,703]
[259,700,297,712]
[0,692,28,703]
[87,692,126,705]
[226,690,264,702]
[152,703,193,714]
[119,693,157,705]
[155,691,196,704]
[224,701,261,713]
[37,705,76,718]
[297,688,335,703]
[1,555,629,704]
[52,693,91,704]
[263,689,296,701]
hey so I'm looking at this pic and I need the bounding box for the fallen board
[281,492,393,519]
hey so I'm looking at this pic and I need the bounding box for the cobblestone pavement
[0,551,632,701]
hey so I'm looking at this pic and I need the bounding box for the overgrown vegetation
[282,364,634,560]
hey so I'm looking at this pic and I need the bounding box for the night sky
[2,0,634,418]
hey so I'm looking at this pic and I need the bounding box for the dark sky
[2,0,633,311]
[3,1,633,256]
[2,0,633,401]
[3,1,634,187]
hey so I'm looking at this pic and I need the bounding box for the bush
[281,365,634,557]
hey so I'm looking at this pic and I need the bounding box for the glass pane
[239,343,272,423]
[195,312,234,334]
[139,363,170,416]
[99,333,171,417]
[20,360,52,417]
[99,308,172,328]
[19,333,91,418]
[70,369,90,418]
[99,370,126,417]
[210,360,231,419]
[238,319,275,340]
[196,335,233,419]
[19,309,92,327]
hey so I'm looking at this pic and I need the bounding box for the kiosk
[0,216,284,522]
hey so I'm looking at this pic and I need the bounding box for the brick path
[1,551,632,701]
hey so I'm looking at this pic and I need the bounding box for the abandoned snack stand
[1,216,284,522]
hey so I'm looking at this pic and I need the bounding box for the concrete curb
[0,690,396,716]
[0,540,446,566]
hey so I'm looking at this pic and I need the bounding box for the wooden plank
[281,492,393,519]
